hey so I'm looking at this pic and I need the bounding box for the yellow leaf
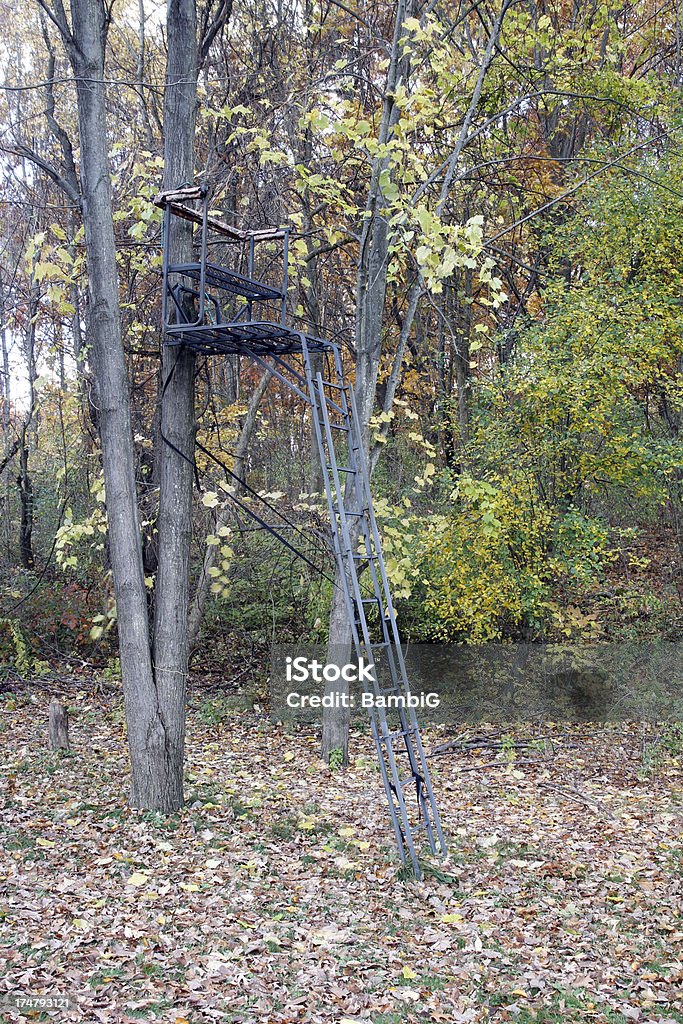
[36,838,55,849]
[441,913,464,924]
[126,872,149,887]
[352,840,370,851]
[283,751,295,762]
[338,826,355,838]
[298,818,315,830]
[180,883,199,892]
[402,965,417,979]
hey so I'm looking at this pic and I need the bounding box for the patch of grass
[372,1012,411,1024]
[196,695,252,727]
[666,847,683,877]
[185,780,222,806]
[399,972,447,992]
[228,797,255,819]
[89,968,125,988]
[493,839,538,860]
[395,862,417,882]
[482,988,637,1023]
[328,747,345,770]
[3,830,35,851]
[126,999,174,1019]
[420,860,461,885]
[322,835,353,853]
[310,820,335,837]
[271,815,297,840]
[138,809,180,830]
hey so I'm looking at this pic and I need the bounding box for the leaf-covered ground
[1,692,682,1023]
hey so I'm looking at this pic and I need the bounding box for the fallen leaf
[126,872,149,887]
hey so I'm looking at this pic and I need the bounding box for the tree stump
[48,700,69,751]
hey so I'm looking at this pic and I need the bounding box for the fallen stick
[453,758,546,772]
[537,781,616,820]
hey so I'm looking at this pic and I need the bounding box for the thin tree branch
[3,144,80,205]
[198,0,233,67]
[484,131,672,246]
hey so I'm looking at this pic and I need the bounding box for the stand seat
[168,262,282,303]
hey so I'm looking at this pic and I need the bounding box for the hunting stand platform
[156,184,447,877]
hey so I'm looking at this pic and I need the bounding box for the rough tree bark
[48,699,69,750]
[151,0,199,811]
[40,0,163,806]
[320,0,512,762]
[321,0,413,765]
[17,439,34,570]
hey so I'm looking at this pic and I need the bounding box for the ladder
[299,338,447,877]
[155,185,447,876]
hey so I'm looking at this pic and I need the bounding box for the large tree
[35,0,228,810]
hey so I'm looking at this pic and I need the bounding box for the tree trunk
[65,0,159,805]
[17,438,34,570]
[48,699,69,751]
[453,268,472,449]
[320,582,352,765]
[150,0,199,811]
[322,0,410,763]
[0,281,11,560]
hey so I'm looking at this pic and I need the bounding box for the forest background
[1,0,682,709]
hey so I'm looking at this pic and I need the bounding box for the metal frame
[156,185,447,877]
[156,185,291,343]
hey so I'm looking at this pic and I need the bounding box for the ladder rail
[301,345,411,860]
[336,374,447,856]
[306,350,446,872]
[306,354,428,869]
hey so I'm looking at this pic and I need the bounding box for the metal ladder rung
[381,726,419,742]
[321,380,347,390]
[327,465,354,473]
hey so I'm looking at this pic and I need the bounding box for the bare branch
[35,0,76,57]
[3,143,81,205]
[198,0,233,68]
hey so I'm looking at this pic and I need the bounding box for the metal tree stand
[156,184,447,876]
